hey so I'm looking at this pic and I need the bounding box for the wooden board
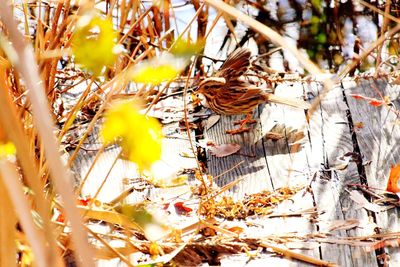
[202,78,388,266]
[71,96,198,204]
[304,80,376,266]
[204,79,321,264]
[204,108,273,199]
[344,77,400,266]
[67,77,400,266]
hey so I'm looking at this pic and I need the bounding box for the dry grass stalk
[0,0,397,266]
[0,161,49,267]
[0,169,18,267]
[260,242,337,267]
[0,66,62,266]
[0,2,94,266]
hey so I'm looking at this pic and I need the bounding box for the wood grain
[305,80,376,266]
[344,77,400,265]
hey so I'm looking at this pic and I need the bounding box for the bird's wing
[235,88,263,101]
[215,48,251,81]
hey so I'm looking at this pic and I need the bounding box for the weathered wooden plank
[203,109,273,199]
[73,96,197,204]
[203,80,321,264]
[343,77,400,265]
[260,81,310,188]
[304,80,377,266]
[219,252,317,267]
[258,81,320,262]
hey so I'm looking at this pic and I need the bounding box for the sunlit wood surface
[72,77,399,266]
[203,77,399,266]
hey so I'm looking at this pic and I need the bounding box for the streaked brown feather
[215,48,251,80]
[196,48,309,120]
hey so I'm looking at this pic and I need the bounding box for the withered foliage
[200,186,304,220]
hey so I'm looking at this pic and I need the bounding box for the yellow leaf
[170,37,205,58]
[20,245,34,266]
[130,53,184,85]
[101,101,162,170]
[0,142,16,158]
[72,12,118,75]
[149,242,160,257]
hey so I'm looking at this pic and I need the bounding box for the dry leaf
[265,132,284,140]
[174,202,193,214]
[328,153,353,171]
[205,114,220,130]
[226,226,244,234]
[208,143,241,157]
[201,227,217,237]
[387,164,400,193]
[354,122,364,129]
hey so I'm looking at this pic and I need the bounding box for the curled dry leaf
[205,114,220,130]
[208,143,241,157]
[328,152,354,171]
[201,227,217,237]
[265,131,284,140]
[265,124,305,145]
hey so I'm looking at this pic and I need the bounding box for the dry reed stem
[0,160,49,267]
[58,80,95,140]
[339,24,400,79]
[77,144,106,195]
[0,166,17,267]
[67,6,155,166]
[88,150,121,210]
[0,2,94,266]
[375,0,391,70]
[86,227,135,267]
[0,66,63,266]
[260,242,337,267]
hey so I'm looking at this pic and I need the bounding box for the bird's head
[196,77,226,93]
[194,77,226,107]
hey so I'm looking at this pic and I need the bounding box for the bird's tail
[266,94,311,109]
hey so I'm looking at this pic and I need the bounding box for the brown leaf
[265,132,284,140]
[201,227,217,237]
[208,143,241,157]
[354,122,364,129]
[226,226,244,234]
[387,164,400,193]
